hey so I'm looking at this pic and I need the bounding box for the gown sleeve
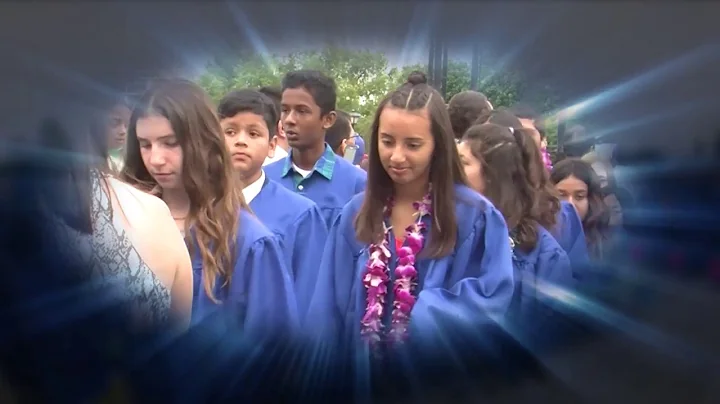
[286,205,329,318]
[517,248,577,352]
[354,171,367,194]
[410,206,515,337]
[558,202,591,276]
[303,214,356,348]
[232,236,301,340]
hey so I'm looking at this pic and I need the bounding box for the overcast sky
[2,2,719,155]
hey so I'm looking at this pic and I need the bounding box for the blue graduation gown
[249,176,328,318]
[304,184,515,351]
[504,226,575,352]
[264,144,367,227]
[192,209,300,340]
[552,201,590,277]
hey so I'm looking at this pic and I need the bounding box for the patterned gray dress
[45,170,171,329]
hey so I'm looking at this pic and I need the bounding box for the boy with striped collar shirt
[264,70,367,228]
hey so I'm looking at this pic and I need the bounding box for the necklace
[360,185,432,352]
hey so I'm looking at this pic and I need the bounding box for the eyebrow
[380,132,424,140]
[137,134,176,141]
[281,102,312,109]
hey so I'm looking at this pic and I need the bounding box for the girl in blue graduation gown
[553,201,591,276]
[458,123,575,352]
[484,107,590,274]
[119,78,299,339]
[551,158,615,262]
[305,73,515,354]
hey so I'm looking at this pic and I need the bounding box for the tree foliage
[196,45,558,145]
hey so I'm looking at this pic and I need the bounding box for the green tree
[195,45,558,146]
[196,46,401,140]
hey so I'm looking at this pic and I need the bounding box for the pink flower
[395,264,418,279]
[394,278,414,290]
[394,288,416,306]
[366,286,387,301]
[369,243,391,259]
[360,185,432,349]
[397,246,413,258]
[406,232,424,253]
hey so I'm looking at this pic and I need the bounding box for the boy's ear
[338,138,348,156]
[276,120,285,138]
[321,111,337,130]
[267,136,277,159]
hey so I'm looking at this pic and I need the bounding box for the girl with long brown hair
[551,158,612,260]
[304,72,514,354]
[482,108,590,275]
[120,78,299,337]
[458,123,575,349]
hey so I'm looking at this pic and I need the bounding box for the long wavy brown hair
[355,71,466,258]
[463,123,559,252]
[551,158,610,259]
[119,78,245,302]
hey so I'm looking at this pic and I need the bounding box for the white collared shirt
[242,170,265,204]
[263,147,288,166]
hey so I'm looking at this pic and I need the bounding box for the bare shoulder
[107,177,171,215]
[107,176,189,267]
[106,177,183,249]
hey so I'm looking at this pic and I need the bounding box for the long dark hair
[120,78,244,302]
[463,123,557,252]
[355,71,466,258]
[34,100,123,234]
[551,158,610,258]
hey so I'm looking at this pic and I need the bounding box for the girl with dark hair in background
[551,158,612,260]
[120,78,298,337]
[89,100,131,173]
[305,72,514,355]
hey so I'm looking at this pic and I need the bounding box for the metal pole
[427,37,436,86]
[557,117,567,155]
[433,39,442,89]
[470,43,480,91]
[440,41,448,99]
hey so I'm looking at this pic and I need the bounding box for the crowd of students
[23,68,628,359]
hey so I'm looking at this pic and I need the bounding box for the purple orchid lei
[360,187,432,350]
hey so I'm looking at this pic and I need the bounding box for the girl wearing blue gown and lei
[305,72,515,358]
[120,79,299,340]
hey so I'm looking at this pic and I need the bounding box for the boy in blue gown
[191,211,300,338]
[264,70,367,227]
[217,88,328,318]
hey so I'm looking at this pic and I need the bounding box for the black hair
[217,89,279,138]
[281,70,337,116]
[258,86,282,117]
[509,103,546,139]
[325,110,352,153]
[447,91,492,139]
[551,158,611,259]
[486,108,523,130]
